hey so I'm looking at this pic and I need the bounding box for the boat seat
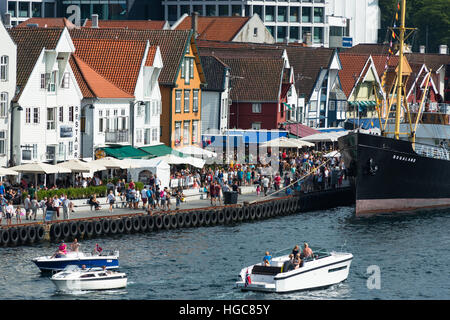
[252,265,282,276]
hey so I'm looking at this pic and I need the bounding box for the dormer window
[0,56,8,81]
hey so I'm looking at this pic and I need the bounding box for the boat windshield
[62,265,81,272]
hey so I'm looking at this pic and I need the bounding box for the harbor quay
[0,185,354,247]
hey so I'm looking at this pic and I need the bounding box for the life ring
[170,214,178,229]
[27,225,37,244]
[35,225,45,243]
[224,208,232,224]
[50,223,62,241]
[147,215,155,231]
[217,209,225,224]
[77,221,86,237]
[237,207,244,221]
[163,214,171,230]
[190,212,199,227]
[9,227,19,246]
[204,210,211,226]
[94,220,103,236]
[231,207,239,222]
[210,210,218,225]
[109,219,118,234]
[117,218,125,234]
[139,215,148,232]
[1,228,10,246]
[176,212,185,228]
[154,215,163,230]
[183,212,192,228]
[85,221,94,238]
[249,206,256,220]
[197,211,205,226]
[62,222,71,239]
[132,216,141,233]
[69,221,78,238]
[123,217,133,233]
[101,219,110,234]
[243,206,250,220]
[19,226,28,244]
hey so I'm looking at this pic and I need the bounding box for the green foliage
[379,0,450,53]
[36,186,108,201]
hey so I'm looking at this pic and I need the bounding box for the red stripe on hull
[356,198,450,217]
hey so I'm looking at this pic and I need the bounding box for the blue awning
[345,118,385,130]
[225,130,288,144]
[203,135,244,148]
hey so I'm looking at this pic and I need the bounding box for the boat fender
[1,228,10,246]
[101,219,111,234]
[18,226,28,244]
[69,221,78,238]
[170,214,178,229]
[190,212,199,227]
[109,219,118,234]
[249,206,256,220]
[123,217,133,233]
[35,225,45,242]
[243,206,250,220]
[139,215,148,232]
[204,210,211,226]
[255,205,262,219]
[231,207,239,222]
[85,221,94,238]
[132,216,141,233]
[272,201,280,216]
[61,222,71,239]
[94,220,103,236]
[147,215,155,231]
[197,211,205,226]
[267,202,275,217]
[210,210,218,225]
[9,227,19,246]
[27,225,37,244]
[176,212,185,228]
[237,207,244,221]
[224,208,232,224]
[117,218,125,234]
[50,223,62,241]
[163,214,171,230]
[77,221,86,237]
[154,215,163,230]
[217,209,225,224]
[183,212,192,228]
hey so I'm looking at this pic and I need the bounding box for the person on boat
[81,265,86,270]
[282,254,295,272]
[293,254,304,269]
[51,241,67,258]
[302,243,313,259]
[263,251,272,266]
[70,238,80,252]
[292,245,300,257]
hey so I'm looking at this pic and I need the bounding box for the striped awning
[348,101,377,107]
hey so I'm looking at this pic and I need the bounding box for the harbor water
[1,206,449,300]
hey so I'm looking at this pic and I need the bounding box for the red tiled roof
[16,17,77,29]
[70,54,134,99]
[145,46,157,67]
[72,38,148,95]
[338,53,372,97]
[83,19,167,30]
[285,123,320,138]
[175,16,250,41]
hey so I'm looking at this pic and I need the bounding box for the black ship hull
[338,132,450,217]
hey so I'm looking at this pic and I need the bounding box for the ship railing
[414,143,450,161]
[409,103,450,114]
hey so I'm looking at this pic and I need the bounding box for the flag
[95,243,103,253]
[245,268,251,287]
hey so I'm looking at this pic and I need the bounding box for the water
[1,206,449,300]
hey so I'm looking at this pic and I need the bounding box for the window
[253,28,258,37]
[193,90,199,112]
[40,74,46,89]
[32,2,41,17]
[302,7,311,23]
[8,2,16,17]
[190,58,194,79]
[25,108,31,123]
[184,58,190,84]
[32,144,37,160]
[58,142,65,157]
[192,120,198,144]
[59,106,64,122]
[290,7,299,22]
[0,56,8,81]
[277,6,287,22]
[252,103,262,113]
[68,141,73,156]
[181,58,185,78]
[313,7,324,23]
[33,107,39,124]
[184,90,190,113]
[175,90,182,113]
[145,102,151,124]
[314,27,324,44]
[47,71,57,92]
[183,121,190,144]
[265,6,275,22]
[98,110,104,132]
[252,122,261,130]
[174,121,181,146]
[19,1,29,18]
[69,106,74,122]
[0,131,5,155]
[0,92,7,117]
[136,129,142,143]
[47,107,56,130]
[151,128,158,142]
[144,128,151,145]
[62,72,70,88]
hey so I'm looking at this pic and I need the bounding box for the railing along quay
[0,187,354,247]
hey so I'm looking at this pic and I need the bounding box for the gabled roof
[405,53,450,72]
[173,15,250,42]
[8,27,64,101]
[220,57,284,102]
[69,54,134,99]
[70,28,192,85]
[83,19,168,30]
[200,55,229,92]
[71,38,148,96]
[339,53,374,97]
[16,17,77,29]
[343,43,390,55]
[198,45,284,60]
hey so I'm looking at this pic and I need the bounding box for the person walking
[5,201,14,226]
[106,190,115,213]
[62,194,70,220]
[24,194,32,220]
[31,196,39,220]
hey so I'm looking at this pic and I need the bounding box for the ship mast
[394,0,407,140]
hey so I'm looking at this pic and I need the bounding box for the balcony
[105,130,129,143]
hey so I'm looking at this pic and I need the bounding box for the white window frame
[183,120,190,145]
[193,90,199,112]
[252,103,262,113]
[0,131,5,155]
[62,72,70,89]
[0,92,8,118]
[184,90,190,113]
[33,107,40,124]
[0,56,8,81]
[175,90,182,113]
[47,107,56,130]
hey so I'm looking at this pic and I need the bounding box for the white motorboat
[236,248,353,293]
[51,265,127,292]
